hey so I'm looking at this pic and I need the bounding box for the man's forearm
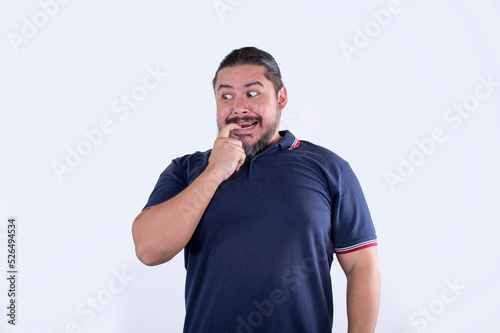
[346,265,381,333]
[132,170,221,266]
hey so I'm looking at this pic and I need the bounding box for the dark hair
[212,46,284,95]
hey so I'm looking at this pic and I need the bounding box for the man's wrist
[199,167,225,189]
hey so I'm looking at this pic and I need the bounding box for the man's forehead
[215,65,270,89]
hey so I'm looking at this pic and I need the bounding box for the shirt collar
[277,130,300,150]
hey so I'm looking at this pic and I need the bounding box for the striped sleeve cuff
[334,239,378,254]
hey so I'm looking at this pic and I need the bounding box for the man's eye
[247,91,258,97]
[222,94,233,100]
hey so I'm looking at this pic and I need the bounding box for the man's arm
[132,123,245,266]
[337,246,381,333]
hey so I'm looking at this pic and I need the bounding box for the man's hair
[212,46,284,95]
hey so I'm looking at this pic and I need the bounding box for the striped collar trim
[277,130,300,150]
[289,138,300,150]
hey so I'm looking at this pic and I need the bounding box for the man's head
[212,47,284,95]
[213,47,288,159]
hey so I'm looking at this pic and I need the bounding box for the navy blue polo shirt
[143,130,377,333]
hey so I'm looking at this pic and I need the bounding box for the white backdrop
[1,0,500,332]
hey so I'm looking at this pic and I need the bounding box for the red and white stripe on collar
[289,139,300,150]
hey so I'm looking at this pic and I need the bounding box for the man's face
[214,65,287,158]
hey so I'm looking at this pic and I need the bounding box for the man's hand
[205,123,246,183]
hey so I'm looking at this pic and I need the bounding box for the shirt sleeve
[332,162,377,254]
[142,159,188,211]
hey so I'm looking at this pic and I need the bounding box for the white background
[1,0,500,332]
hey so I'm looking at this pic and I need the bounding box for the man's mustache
[226,115,262,124]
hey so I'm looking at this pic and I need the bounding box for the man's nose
[232,96,248,115]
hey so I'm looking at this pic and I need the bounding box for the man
[132,46,380,333]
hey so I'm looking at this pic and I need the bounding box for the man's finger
[218,123,241,138]
[234,152,246,171]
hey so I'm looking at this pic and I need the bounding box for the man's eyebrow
[217,81,264,91]
[244,81,264,88]
[217,84,233,91]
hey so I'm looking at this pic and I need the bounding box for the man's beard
[222,109,280,159]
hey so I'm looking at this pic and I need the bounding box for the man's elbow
[131,212,177,266]
[135,245,156,266]
[135,244,173,266]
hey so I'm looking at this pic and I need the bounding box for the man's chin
[242,138,272,159]
[234,133,255,144]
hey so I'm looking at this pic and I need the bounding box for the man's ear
[278,86,288,110]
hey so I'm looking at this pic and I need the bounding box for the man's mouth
[237,121,258,130]
[227,117,261,135]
